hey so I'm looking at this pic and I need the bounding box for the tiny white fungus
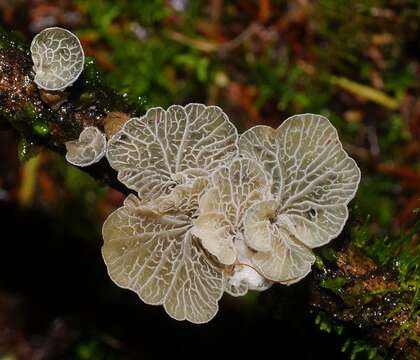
[225,238,273,296]
[65,126,107,167]
[228,266,269,292]
[31,27,85,91]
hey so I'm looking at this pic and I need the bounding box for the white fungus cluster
[30,27,85,91]
[102,105,361,323]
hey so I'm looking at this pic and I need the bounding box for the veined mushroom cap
[190,157,275,296]
[102,178,225,324]
[65,126,107,167]
[191,157,271,267]
[106,103,239,202]
[239,113,361,283]
[31,27,85,91]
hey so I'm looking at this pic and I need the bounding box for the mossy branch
[311,219,419,360]
[0,29,418,359]
[0,29,145,194]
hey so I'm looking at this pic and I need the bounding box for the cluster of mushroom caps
[100,105,360,324]
[30,28,361,324]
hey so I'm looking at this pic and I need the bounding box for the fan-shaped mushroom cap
[244,200,316,284]
[191,157,270,266]
[102,179,225,324]
[65,126,107,167]
[31,27,85,91]
[106,104,239,202]
[240,114,361,283]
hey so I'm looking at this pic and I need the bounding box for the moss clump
[320,276,349,295]
[10,103,46,134]
[18,136,40,162]
[33,121,50,137]
[313,214,419,359]
[0,27,27,52]
[82,57,102,88]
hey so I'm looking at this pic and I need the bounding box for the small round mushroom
[30,27,85,91]
[65,126,107,167]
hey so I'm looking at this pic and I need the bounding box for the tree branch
[0,29,144,194]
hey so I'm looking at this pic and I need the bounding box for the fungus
[225,237,273,296]
[30,27,85,91]
[65,126,107,167]
[239,114,361,283]
[102,177,225,324]
[106,103,238,202]
[191,157,270,265]
[191,157,274,295]
[103,103,242,322]
[102,108,361,323]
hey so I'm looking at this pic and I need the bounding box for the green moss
[79,91,96,104]
[0,27,27,52]
[314,255,326,271]
[82,57,102,88]
[22,102,37,120]
[317,246,338,265]
[320,276,348,294]
[315,311,344,334]
[342,339,385,360]
[17,136,39,162]
[33,121,50,137]
[315,310,387,360]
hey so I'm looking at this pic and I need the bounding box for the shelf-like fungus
[102,178,225,324]
[65,126,107,167]
[102,107,360,323]
[191,157,274,295]
[191,157,269,266]
[239,114,361,284]
[103,104,241,322]
[30,27,85,91]
[106,103,238,202]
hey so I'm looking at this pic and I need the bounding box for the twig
[165,23,261,54]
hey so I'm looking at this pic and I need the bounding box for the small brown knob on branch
[104,111,129,138]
